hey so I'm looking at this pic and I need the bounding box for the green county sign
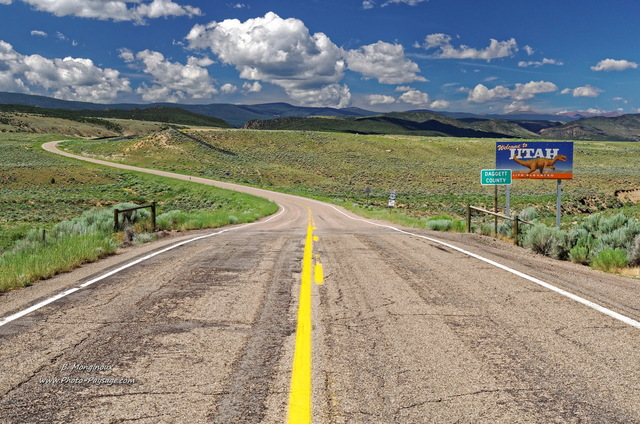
[481,169,512,185]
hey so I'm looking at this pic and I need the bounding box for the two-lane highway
[0,141,637,423]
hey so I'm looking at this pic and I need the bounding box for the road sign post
[480,170,512,235]
[388,190,396,207]
[556,179,562,228]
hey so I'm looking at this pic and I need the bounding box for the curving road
[0,141,638,423]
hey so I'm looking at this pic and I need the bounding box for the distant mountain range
[0,91,374,127]
[1,91,638,141]
[0,91,584,126]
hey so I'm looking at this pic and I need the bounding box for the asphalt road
[0,142,638,423]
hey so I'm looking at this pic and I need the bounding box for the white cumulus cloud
[383,0,428,5]
[0,40,130,102]
[367,94,395,105]
[504,101,528,113]
[591,58,638,72]
[363,0,428,6]
[243,81,262,93]
[120,48,217,102]
[6,0,202,23]
[186,12,351,108]
[429,99,450,110]
[30,30,48,37]
[399,89,429,105]
[423,33,518,61]
[468,81,557,103]
[345,41,426,84]
[220,83,237,94]
[518,58,563,68]
[562,85,603,97]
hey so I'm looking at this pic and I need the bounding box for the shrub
[425,218,465,232]
[451,219,466,233]
[568,246,590,265]
[581,214,603,234]
[157,210,188,229]
[591,249,628,272]
[628,234,640,267]
[599,213,629,234]
[497,220,513,237]
[568,227,589,246]
[523,224,568,259]
[478,222,495,237]
[426,219,453,231]
[133,233,157,244]
[518,207,538,222]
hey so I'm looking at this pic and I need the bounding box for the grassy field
[0,133,278,291]
[60,129,640,276]
[62,129,640,225]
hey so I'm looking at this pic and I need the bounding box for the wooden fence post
[466,204,471,233]
[112,203,158,233]
[151,201,157,231]
[513,216,519,246]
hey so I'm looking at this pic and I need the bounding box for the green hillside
[82,106,232,128]
[540,114,640,141]
[0,104,231,129]
[62,129,640,223]
[243,110,539,138]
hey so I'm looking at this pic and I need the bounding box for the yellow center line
[287,207,315,424]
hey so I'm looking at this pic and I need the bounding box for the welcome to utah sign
[496,141,574,180]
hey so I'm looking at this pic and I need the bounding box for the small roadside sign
[388,199,395,207]
[481,169,512,185]
[389,190,396,200]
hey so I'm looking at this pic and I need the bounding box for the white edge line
[0,205,286,328]
[327,205,640,329]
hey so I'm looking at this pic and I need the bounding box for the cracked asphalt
[0,142,637,423]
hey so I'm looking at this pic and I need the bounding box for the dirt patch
[125,130,183,152]
[563,194,624,214]
[616,188,640,204]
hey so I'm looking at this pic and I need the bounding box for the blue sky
[1,0,639,114]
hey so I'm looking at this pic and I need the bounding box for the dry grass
[619,267,640,279]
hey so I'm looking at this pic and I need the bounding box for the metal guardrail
[466,205,534,246]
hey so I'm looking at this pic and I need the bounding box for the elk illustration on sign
[496,141,574,180]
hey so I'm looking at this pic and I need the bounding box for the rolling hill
[0,104,231,137]
[242,111,542,139]
[539,114,640,141]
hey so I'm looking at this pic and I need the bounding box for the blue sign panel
[496,141,574,179]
